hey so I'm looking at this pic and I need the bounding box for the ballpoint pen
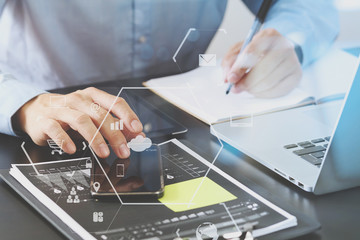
[226,0,273,95]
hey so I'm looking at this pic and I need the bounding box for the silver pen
[226,0,273,94]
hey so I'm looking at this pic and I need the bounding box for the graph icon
[110,120,123,131]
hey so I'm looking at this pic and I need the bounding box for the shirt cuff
[261,1,339,67]
[262,22,307,67]
[0,74,47,136]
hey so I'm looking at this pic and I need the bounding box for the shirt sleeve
[0,72,46,136]
[242,0,339,67]
[0,0,6,14]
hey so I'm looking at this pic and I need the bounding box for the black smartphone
[90,144,164,198]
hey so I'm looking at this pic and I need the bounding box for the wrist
[12,94,41,135]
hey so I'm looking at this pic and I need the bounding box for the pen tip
[226,90,230,95]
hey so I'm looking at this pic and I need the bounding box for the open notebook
[144,49,358,124]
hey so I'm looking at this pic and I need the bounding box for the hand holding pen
[223,0,302,98]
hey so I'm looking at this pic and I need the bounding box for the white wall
[207,0,253,58]
[207,0,360,57]
[335,8,360,48]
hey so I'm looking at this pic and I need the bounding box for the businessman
[0,0,338,157]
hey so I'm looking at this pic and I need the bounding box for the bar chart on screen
[110,120,124,131]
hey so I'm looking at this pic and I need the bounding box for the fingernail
[222,66,230,79]
[131,120,143,132]
[228,73,239,83]
[119,143,130,158]
[98,143,110,157]
[231,86,242,94]
[232,83,245,93]
[66,143,76,153]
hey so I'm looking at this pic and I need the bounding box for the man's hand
[222,28,302,98]
[14,87,143,159]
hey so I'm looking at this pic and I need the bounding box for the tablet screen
[122,91,187,138]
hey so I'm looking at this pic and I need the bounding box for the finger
[231,81,246,94]
[121,127,146,141]
[241,41,294,91]
[247,54,298,95]
[227,53,259,85]
[104,120,130,159]
[82,87,143,133]
[223,55,237,83]
[42,119,76,154]
[228,41,243,53]
[227,30,278,84]
[67,95,130,158]
[252,69,302,98]
[233,50,289,94]
[222,42,243,81]
[245,41,300,95]
[50,107,110,158]
[222,54,237,83]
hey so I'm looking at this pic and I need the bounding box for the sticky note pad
[159,177,237,212]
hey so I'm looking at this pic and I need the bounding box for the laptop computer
[211,57,360,195]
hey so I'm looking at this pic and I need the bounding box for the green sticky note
[159,177,237,212]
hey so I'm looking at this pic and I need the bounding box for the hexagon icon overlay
[87,86,225,207]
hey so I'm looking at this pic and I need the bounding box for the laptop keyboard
[284,136,330,167]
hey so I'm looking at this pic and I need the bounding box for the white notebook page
[145,48,357,124]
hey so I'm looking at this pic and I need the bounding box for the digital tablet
[120,90,188,139]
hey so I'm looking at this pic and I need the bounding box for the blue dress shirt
[0,0,339,136]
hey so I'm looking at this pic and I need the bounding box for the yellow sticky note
[159,177,237,212]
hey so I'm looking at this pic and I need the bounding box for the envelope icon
[199,54,217,67]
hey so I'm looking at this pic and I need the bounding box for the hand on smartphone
[14,87,143,159]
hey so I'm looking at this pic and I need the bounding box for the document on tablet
[144,48,357,124]
[9,139,297,240]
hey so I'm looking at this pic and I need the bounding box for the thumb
[227,52,259,84]
[222,41,244,82]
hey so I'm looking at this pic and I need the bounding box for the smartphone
[90,144,164,198]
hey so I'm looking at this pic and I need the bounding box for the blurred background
[208,0,360,58]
